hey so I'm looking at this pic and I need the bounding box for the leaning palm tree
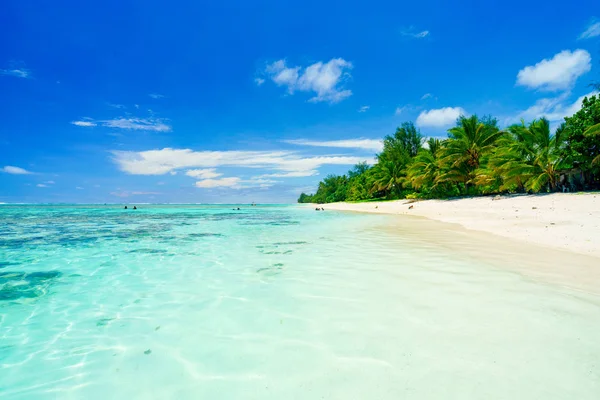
[436,115,504,192]
[497,118,569,192]
[485,120,538,191]
[584,123,600,165]
[369,154,407,198]
[407,138,442,192]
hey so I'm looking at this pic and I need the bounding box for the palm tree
[584,123,600,166]
[369,153,407,197]
[484,120,538,191]
[495,118,569,192]
[407,138,442,192]
[437,115,503,192]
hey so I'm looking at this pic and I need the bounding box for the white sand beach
[321,193,600,258]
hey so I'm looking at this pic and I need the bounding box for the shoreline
[311,193,600,294]
[315,193,600,258]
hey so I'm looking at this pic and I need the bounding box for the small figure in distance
[408,205,414,209]
[237,207,240,210]
[133,206,137,210]
[124,206,128,209]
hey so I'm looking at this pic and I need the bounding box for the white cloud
[76,186,84,190]
[185,168,222,179]
[0,69,30,78]
[45,180,55,184]
[149,93,165,99]
[110,190,161,198]
[2,166,32,175]
[416,107,467,127]
[72,120,97,127]
[284,138,383,152]
[111,148,366,177]
[195,177,241,188]
[421,93,432,100]
[72,117,171,132]
[103,117,171,132]
[401,28,430,39]
[514,91,599,123]
[358,105,370,112]
[242,178,277,188]
[516,49,591,91]
[36,184,48,188]
[395,106,406,116]
[259,171,318,178]
[108,103,125,109]
[579,21,600,40]
[263,58,353,103]
[194,176,277,190]
[254,77,265,86]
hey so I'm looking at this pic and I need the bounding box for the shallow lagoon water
[1,205,599,399]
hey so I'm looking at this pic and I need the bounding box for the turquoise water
[1,205,599,399]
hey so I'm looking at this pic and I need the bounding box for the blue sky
[1,0,599,203]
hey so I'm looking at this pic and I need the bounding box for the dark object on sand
[408,205,414,209]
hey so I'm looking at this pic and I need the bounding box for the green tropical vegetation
[298,95,600,204]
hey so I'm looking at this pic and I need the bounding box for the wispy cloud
[111,148,367,177]
[110,190,161,198]
[401,27,430,39]
[185,168,222,179]
[2,166,33,175]
[254,77,265,86]
[36,184,48,188]
[284,138,383,152]
[193,176,277,190]
[259,171,318,178]
[579,20,600,40]
[358,105,370,113]
[516,49,591,92]
[260,58,353,103]
[71,117,171,132]
[421,93,433,100]
[395,106,406,116]
[104,118,171,132]
[107,103,126,109]
[0,68,30,78]
[76,186,84,190]
[512,91,599,125]
[149,93,165,99]
[195,177,241,188]
[45,180,55,184]
[71,120,97,127]
[416,107,467,128]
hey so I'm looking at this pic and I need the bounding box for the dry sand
[321,193,600,258]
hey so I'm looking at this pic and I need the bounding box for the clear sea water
[1,205,599,399]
